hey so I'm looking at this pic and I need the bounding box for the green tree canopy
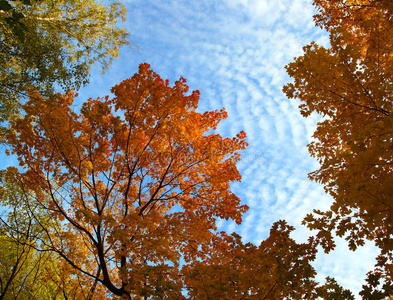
[0,0,130,132]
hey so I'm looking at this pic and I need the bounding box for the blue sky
[75,0,377,297]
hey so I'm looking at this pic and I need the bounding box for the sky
[69,0,377,297]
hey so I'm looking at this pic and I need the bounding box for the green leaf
[15,27,25,43]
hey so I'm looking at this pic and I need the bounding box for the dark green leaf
[0,0,13,11]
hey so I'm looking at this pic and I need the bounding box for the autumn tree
[4,63,249,298]
[0,0,129,134]
[283,0,393,295]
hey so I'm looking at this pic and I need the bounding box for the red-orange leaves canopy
[7,63,248,299]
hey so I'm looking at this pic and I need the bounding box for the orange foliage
[6,63,248,298]
[284,0,393,293]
